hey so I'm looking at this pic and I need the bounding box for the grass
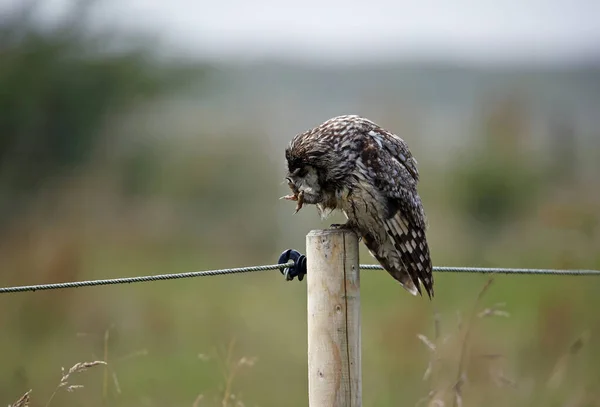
[3,236,599,406]
[9,361,106,407]
[8,339,256,407]
[1,153,598,406]
[5,271,598,406]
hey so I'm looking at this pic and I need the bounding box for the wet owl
[283,115,433,298]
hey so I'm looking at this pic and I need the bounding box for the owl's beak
[285,177,296,191]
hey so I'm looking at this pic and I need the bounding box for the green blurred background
[1,1,600,406]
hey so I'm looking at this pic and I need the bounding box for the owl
[282,115,433,298]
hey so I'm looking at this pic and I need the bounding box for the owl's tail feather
[362,232,422,297]
[369,214,434,299]
[386,216,434,299]
[394,272,420,296]
[367,248,420,296]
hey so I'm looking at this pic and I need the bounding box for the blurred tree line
[0,0,205,228]
[453,97,540,231]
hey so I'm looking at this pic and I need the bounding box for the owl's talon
[330,222,354,230]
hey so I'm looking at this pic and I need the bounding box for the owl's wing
[365,131,434,297]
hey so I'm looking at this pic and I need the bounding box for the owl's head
[284,138,351,209]
[284,116,364,209]
[284,148,325,206]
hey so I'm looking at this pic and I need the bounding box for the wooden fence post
[306,229,361,407]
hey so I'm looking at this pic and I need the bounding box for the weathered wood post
[306,229,362,407]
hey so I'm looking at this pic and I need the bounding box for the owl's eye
[290,167,305,177]
[296,167,309,177]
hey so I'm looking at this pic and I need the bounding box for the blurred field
[2,3,600,407]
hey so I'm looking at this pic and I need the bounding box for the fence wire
[0,261,599,294]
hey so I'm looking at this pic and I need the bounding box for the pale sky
[3,0,600,64]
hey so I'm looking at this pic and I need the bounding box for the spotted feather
[284,115,434,298]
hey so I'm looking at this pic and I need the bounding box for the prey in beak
[280,190,305,214]
[280,177,305,213]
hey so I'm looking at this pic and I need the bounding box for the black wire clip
[278,249,307,281]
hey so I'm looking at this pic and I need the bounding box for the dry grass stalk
[103,329,110,400]
[77,327,147,397]
[221,344,256,407]
[418,278,512,407]
[452,277,494,407]
[477,302,510,318]
[547,331,589,390]
[489,366,517,388]
[104,346,148,395]
[111,370,122,395]
[45,361,107,407]
[192,394,204,407]
[199,338,256,407]
[9,389,31,407]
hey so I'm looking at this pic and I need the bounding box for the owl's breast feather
[341,180,386,229]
